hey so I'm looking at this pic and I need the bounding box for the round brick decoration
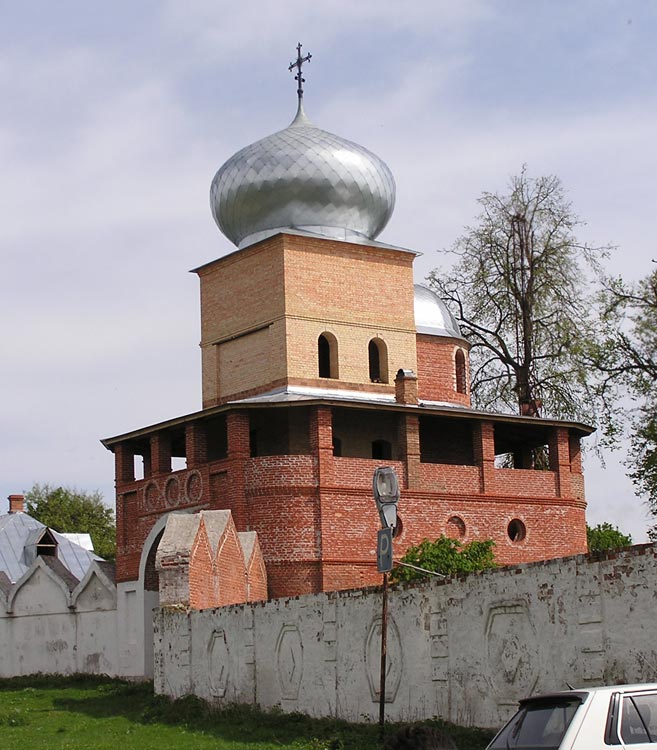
[165,476,180,507]
[144,481,159,511]
[186,471,202,503]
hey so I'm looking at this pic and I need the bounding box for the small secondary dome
[210,46,395,248]
[414,284,465,340]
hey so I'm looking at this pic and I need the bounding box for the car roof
[520,684,657,706]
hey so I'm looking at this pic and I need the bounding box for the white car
[487,684,657,749]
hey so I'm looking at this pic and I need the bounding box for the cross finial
[288,42,312,102]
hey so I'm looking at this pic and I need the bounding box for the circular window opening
[446,515,466,539]
[507,519,526,543]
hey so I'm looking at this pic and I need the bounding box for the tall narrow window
[368,338,388,383]
[318,335,331,377]
[318,333,338,378]
[455,349,467,394]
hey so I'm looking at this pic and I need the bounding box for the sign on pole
[377,527,393,573]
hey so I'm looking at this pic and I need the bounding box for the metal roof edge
[102,390,594,447]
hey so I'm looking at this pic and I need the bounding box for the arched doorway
[116,515,170,678]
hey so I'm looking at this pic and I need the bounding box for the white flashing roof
[229,385,397,406]
[228,384,477,412]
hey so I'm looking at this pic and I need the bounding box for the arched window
[455,349,467,394]
[371,439,392,460]
[318,333,338,379]
[368,338,388,383]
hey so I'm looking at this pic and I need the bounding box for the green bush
[391,535,496,584]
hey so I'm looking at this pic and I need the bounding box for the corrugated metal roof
[41,556,80,592]
[0,512,102,584]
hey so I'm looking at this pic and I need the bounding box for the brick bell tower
[102,46,592,675]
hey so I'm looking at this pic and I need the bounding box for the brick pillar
[311,405,334,593]
[310,406,334,486]
[398,414,420,489]
[142,450,152,479]
[473,421,495,493]
[226,410,250,531]
[395,369,418,405]
[569,433,583,473]
[549,427,572,497]
[151,433,172,476]
[114,443,135,485]
[185,422,207,468]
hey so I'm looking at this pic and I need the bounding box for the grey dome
[414,284,465,340]
[210,104,396,248]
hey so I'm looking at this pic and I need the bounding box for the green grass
[0,675,494,750]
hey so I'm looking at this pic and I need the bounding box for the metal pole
[379,571,388,738]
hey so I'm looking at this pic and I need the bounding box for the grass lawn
[0,675,494,750]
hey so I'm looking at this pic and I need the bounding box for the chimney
[8,494,25,514]
[395,368,418,405]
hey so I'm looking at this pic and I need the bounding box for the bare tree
[429,167,608,423]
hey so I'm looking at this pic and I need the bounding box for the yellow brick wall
[197,238,286,343]
[196,233,418,403]
[282,235,417,387]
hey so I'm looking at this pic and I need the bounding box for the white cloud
[1,0,655,539]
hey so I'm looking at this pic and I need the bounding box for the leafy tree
[589,267,657,532]
[586,522,632,552]
[25,484,116,560]
[428,167,607,422]
[390,536,496,584]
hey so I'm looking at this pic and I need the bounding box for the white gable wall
[0,560,119,677]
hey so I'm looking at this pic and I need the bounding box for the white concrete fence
[154,544,657,728]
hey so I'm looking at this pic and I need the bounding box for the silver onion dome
[414,284,465,340]
[210,103,396,248]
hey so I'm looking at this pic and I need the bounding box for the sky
[2,1,656,540]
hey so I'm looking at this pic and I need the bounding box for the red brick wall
[113,411,588,599]
[189,522,215,609]
[416,335,471,406]
[215,522,247,606]
[245,543,268,602]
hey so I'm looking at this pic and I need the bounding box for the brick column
[114,442,135,485]
[142,450,152,479]
[310,406,334,486]
[150,433,172,476]
[398,414,420,489]
[185,422,207,468]
[569,433,582,473]
[226,410,250,530]
[473,421,495,493]
[394,369,418,405]
[310,406,334,593]
[549,427,572,498]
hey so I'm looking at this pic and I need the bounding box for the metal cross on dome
[288,42,312,102]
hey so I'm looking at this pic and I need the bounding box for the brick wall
[416,335,471,406]
[113,408,588,596]
[196,233,419,404]
[157,511,260,609]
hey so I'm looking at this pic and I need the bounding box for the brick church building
[102,50,592,676]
